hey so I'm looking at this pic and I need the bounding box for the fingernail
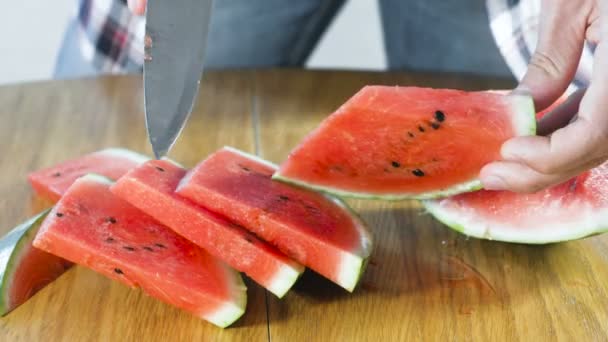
[482,176,507,190]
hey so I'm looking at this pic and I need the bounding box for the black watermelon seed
[435,110,445,122]
[155,166,165,172]
[279,195,289,201]
[391,161,401,168]
[106,237,115,243]
[52,172,61,177]
[418,125,425,132]
[305,205,319,212]
[123,246,136,251]
[238,164,251,172]
[56,212,64,218]
[143,246,154,252]
[412,169,425,177]
[114,268,123,275]
[245,235,254,243]
[431,122,440,130]
[155,243,167,249]
[407,132,415,138]
[107,217,117,224]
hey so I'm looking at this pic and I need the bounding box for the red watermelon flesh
[33,175,247,327]
[176,147,373,292]
[0,211,72,316]
[28,148,149,202]
[274,86,535,199]
[111,159,304,298]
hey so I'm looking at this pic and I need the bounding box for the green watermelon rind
[0,210,51,316]
[223,146,373,292]
[272,175,485,201]
[273,94,536,200]
[421,199,608,244]
[326,196,373,292]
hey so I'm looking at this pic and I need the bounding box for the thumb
[517,0,588,111]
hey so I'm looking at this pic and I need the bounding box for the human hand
[127,0,146,16]
[480,0,608,192]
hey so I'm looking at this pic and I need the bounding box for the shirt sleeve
[486,0,592,93]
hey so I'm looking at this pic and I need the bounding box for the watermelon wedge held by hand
[0,211,72,316]
[111,159,304,298]
[274,86,536,200]
[33,175,247,327]
[28,148,149,202]
[176,147,373,292]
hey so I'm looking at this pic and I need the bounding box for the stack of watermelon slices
[1,146,372,327]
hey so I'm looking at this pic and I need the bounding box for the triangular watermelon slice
[33,175,247,327]
[176,147,373,292]
[274,86,535,199]
[111,159,304,298]
[28,148,149,202]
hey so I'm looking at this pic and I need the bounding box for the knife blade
[144,0,214,159]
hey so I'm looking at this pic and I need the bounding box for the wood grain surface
[1,70,608,341]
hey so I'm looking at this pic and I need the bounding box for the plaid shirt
[76,0,593,89]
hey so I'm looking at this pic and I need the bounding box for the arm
[481,0,608,192]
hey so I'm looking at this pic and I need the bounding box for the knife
[144,0,214,159]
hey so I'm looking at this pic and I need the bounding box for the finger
[480,161,574,192]
[127,0,146,15]
[500,116,607,175]
[517,0,589,111]
[537,88,585,135]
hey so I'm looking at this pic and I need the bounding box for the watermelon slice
[0,148,149,316]
[33,175,247,327]
[0,211,72,316]
[111,159,304,298]
[28,148,149,202]
[422,94,604,244]
[274,86,536,199]
[423,162,608,243]
[176,147,373,292]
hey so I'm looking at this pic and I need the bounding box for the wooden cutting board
[1,70,607,341]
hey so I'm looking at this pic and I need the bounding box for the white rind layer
[266,262,305,298]
[273,175,483,200]
[80,173,114,185]
[222,146,279,169]
[98,148,151,164]
[422,199,608,244]
[201,264,247,328]
[273,94,536,200]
